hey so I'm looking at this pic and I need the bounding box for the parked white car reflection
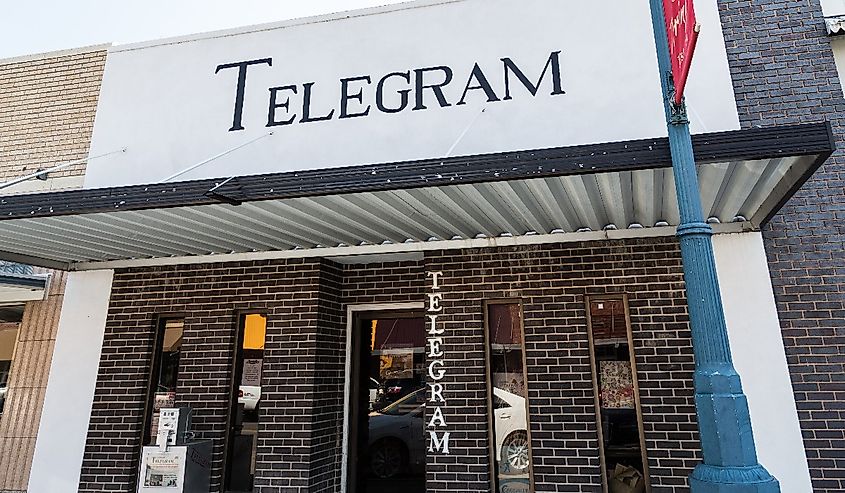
[366,387,530,478]
[493,387,529,474]
[367,388,426,478]
[238,385,261,411]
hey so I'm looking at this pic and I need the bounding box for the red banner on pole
[663,0,700,105]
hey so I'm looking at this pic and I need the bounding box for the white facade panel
[84,0,740,189]
[713,232,812,493]
[28,270,115,493]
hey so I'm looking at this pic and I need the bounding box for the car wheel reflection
[369,439,406,479]
[502,430,530,472]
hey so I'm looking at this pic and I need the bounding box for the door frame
[341,302,424,493]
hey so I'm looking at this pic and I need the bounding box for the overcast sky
[0,0,409,59]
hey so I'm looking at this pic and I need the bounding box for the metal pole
[0,148,126,191]
[647,1,780,491]
[159,131,274,183]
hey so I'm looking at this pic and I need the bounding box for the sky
[0,0,409,59]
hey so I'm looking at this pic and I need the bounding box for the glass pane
[487,303,532,493]
[0,325,17,415]
[365,317,426,493]
[147,319,183,445]
[588,299,648,491]
[228,313,267,492]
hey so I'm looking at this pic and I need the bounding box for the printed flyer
[142,451,182,488]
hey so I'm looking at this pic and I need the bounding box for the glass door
[349,313,426,493]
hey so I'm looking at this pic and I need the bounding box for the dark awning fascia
[0,122,834,222]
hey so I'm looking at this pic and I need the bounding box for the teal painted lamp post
[647,1,781,491]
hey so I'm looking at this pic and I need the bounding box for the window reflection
[227,313,266,492]
[147,319,183,445]
[587,298,649,493]
[0,324,18,415]
[486,303,532,493]
[363,317,426,493]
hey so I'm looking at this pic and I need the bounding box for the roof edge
[0,43,111,66]
[109,0,464,54]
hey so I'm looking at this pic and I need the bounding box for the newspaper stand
[137,407,212,493]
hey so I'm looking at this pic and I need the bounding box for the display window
[484,301,534,493]
[225,313,267,493]
[585,296,650,493]
[143,318,183,446]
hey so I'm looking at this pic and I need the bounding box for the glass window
[226,313,267,493]
[485,302,533,493]
[0,324,18,415]
[145,319,183,445]
[586,297,650,493]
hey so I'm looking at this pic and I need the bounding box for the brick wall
[424,239,697,493]
[0,48,106,185]
[80,238,697,493]
[717,1,845,491]
[79,258,425,493]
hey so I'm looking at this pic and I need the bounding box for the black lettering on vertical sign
[215,58,273,131]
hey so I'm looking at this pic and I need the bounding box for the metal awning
[0,123,833,271]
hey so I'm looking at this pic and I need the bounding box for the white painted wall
[821,0,845,16]
[84,0,740,188]
[28,270,114,493]
[713,232,812,493]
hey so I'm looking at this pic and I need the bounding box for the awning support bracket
[205,177,243,206]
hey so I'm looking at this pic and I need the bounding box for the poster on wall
[241,358,263,387]
[599,360,635,409]
[149,392,176,443]
[142,451,182,488]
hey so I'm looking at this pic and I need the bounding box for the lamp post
[647,1,780,491]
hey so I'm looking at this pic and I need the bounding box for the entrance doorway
[348,311,427,493]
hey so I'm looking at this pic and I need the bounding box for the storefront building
[0,1,843,492]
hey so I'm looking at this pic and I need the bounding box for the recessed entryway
[346,308,426,493]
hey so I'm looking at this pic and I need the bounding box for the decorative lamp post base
[690,465,779,493]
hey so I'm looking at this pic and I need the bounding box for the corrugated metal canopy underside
[0,123,834,270]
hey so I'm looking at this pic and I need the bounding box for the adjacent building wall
[0,47,106,194]
[0,271,66,492]
[718,1,845,491]
[0,48,107,493]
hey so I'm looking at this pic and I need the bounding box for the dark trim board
[0,123,833,221]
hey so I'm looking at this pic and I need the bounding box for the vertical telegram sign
[426,271,450,454]
[663,0,700,104]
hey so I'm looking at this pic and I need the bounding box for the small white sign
[241,358,263,387]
